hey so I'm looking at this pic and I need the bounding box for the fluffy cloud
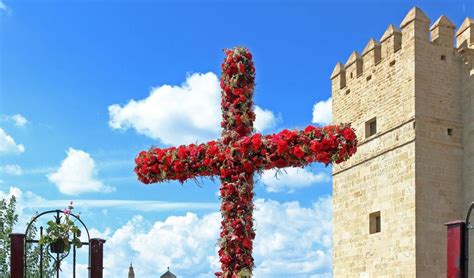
[254,106,277,132]
[0,128,25,155]
[108,72,277,145]
[261,167,331,193]
[0,187,333,277]
[312,97,332,126]
[93,197,332,277]
[47,148,114,195]
[2,114,28,127]
[0,164,22,175]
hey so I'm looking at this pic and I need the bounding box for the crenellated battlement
[331,7,474,89]
[332,6,474,277]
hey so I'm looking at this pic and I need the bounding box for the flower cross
[134,47,357,277]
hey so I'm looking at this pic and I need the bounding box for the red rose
[304,125,316,133]
[233,88,244,96]
[238,63,245,73]
[243,161,253,173]
[242,237,252,249]
[293,146,305,158]
[251,134,262,150]
[276,140,288,154]
[208,143,219,156]
[310,140,321,152]
[342,127,356,141]
[177,146,188,159]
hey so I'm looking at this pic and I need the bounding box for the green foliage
[0,196,54,277]
[39,206,83,253]
[0,195,18,275]
[25,216,55,277]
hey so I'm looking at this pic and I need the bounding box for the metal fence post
[90,238,106,278]
[10,233,25,278]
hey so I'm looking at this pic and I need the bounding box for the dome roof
[160,267,177,278]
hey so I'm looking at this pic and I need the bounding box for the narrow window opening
[369,211,381,234]
[345,89,351,95]
[447,128,453,136]
[365,117,377,138]
[441,55,447,61]
[413,121,416,130]
[389,60,396,66]
[366,75,372,81]
[350,72,354,78]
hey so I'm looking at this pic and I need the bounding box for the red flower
[242,237,252,249]
[251,134,262,150]
[243,161,253,173]
[310,140,322,152]
[342,127,356,141]
[208,143,219,156]
[238,63,245,73]
[133,48,358,277]
[293,146,305,158]
[304,125,316,133]
[276,140,288,154]
[177,146,188,159]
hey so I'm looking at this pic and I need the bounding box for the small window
[441,55,446,61]
[365,117,377,138]
[447,128,453,136]
[389,60,396,66]
[366,75,372,81]
[350,72,354,78]
[345,89,351,95]
[369,211,381,234]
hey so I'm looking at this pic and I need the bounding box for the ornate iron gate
[9,209,106,278]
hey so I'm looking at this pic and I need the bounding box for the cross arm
[134,124,357,184]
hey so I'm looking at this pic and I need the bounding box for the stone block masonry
[331,7,474,277]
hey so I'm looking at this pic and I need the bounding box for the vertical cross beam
[9,233,25,278]
[446,221,466,278]
[90,238,106,278]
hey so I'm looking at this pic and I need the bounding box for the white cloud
[0,164,22,175]
[0,1,7,11]
[0,186,22,202]
[0,128,25,155]
[93,197,332,277]
[312,97,332,126]
[3,114,28,127]
[0,187,333,277]
[254,106,278,132]
[47,148,114,195]
[1,114,28,127]
[108,72,277,145]
[261,167,331,193]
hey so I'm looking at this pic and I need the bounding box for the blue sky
[0,0,472,277]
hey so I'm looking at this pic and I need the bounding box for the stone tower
[331,7,474,277]
[128,263,135,278]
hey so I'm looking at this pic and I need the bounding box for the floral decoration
[134,47,357,277]
[39,202,82,253]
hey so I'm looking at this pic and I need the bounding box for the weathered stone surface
[332,6,474,277]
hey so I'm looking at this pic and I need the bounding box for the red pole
[9,233,25,278]
[90,238,106,278]
[446,221,466,278]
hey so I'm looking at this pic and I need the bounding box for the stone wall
[331,7,474,277]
